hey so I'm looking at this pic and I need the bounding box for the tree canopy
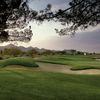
[0,0,100,42]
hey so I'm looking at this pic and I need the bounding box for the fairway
[0,56,100,100]
[35,55,100,70]
[0,68,100,100]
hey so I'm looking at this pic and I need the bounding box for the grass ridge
[0,57,39,68]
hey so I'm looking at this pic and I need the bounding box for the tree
[0,0,100,42]
[26,49,38,57]
[0,0,33,42]
[3,48,23,57]
[53,0,100,35]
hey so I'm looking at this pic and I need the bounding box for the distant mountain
[0,44,33,51]
[0,44,89,54]
[0,44,16,50]
[0,44,47,53]
[18,46,33,51]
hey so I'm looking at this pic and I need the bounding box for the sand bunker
[36,62,100,75]
[5,63,100,75]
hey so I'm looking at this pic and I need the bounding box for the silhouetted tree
[53,0,100,35]
[0,0,100,42]
[0,0,33,42]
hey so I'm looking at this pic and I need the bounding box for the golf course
[0,0,100,99]
[0,55,100,100]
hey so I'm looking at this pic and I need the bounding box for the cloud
[1,0,100,53]
[29,0,70,11]
[52,2,69,11]
[30,28,100,53]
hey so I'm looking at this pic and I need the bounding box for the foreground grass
[0,68,100,100]
[35,55,100,70]
[0,57,38,68]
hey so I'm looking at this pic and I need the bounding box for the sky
[1,0,100,53]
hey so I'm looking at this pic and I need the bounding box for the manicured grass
[35,55,100,70]
[0,57,39,68]
[0,68,100,100]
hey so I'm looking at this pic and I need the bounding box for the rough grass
[0,57,39,68]
[0,68,100,100]
[35,55,100,70]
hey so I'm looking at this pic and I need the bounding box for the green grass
[0,68,100,100]
[35,55,100,70]
[0,57,39,68]
[0,56,100,99]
